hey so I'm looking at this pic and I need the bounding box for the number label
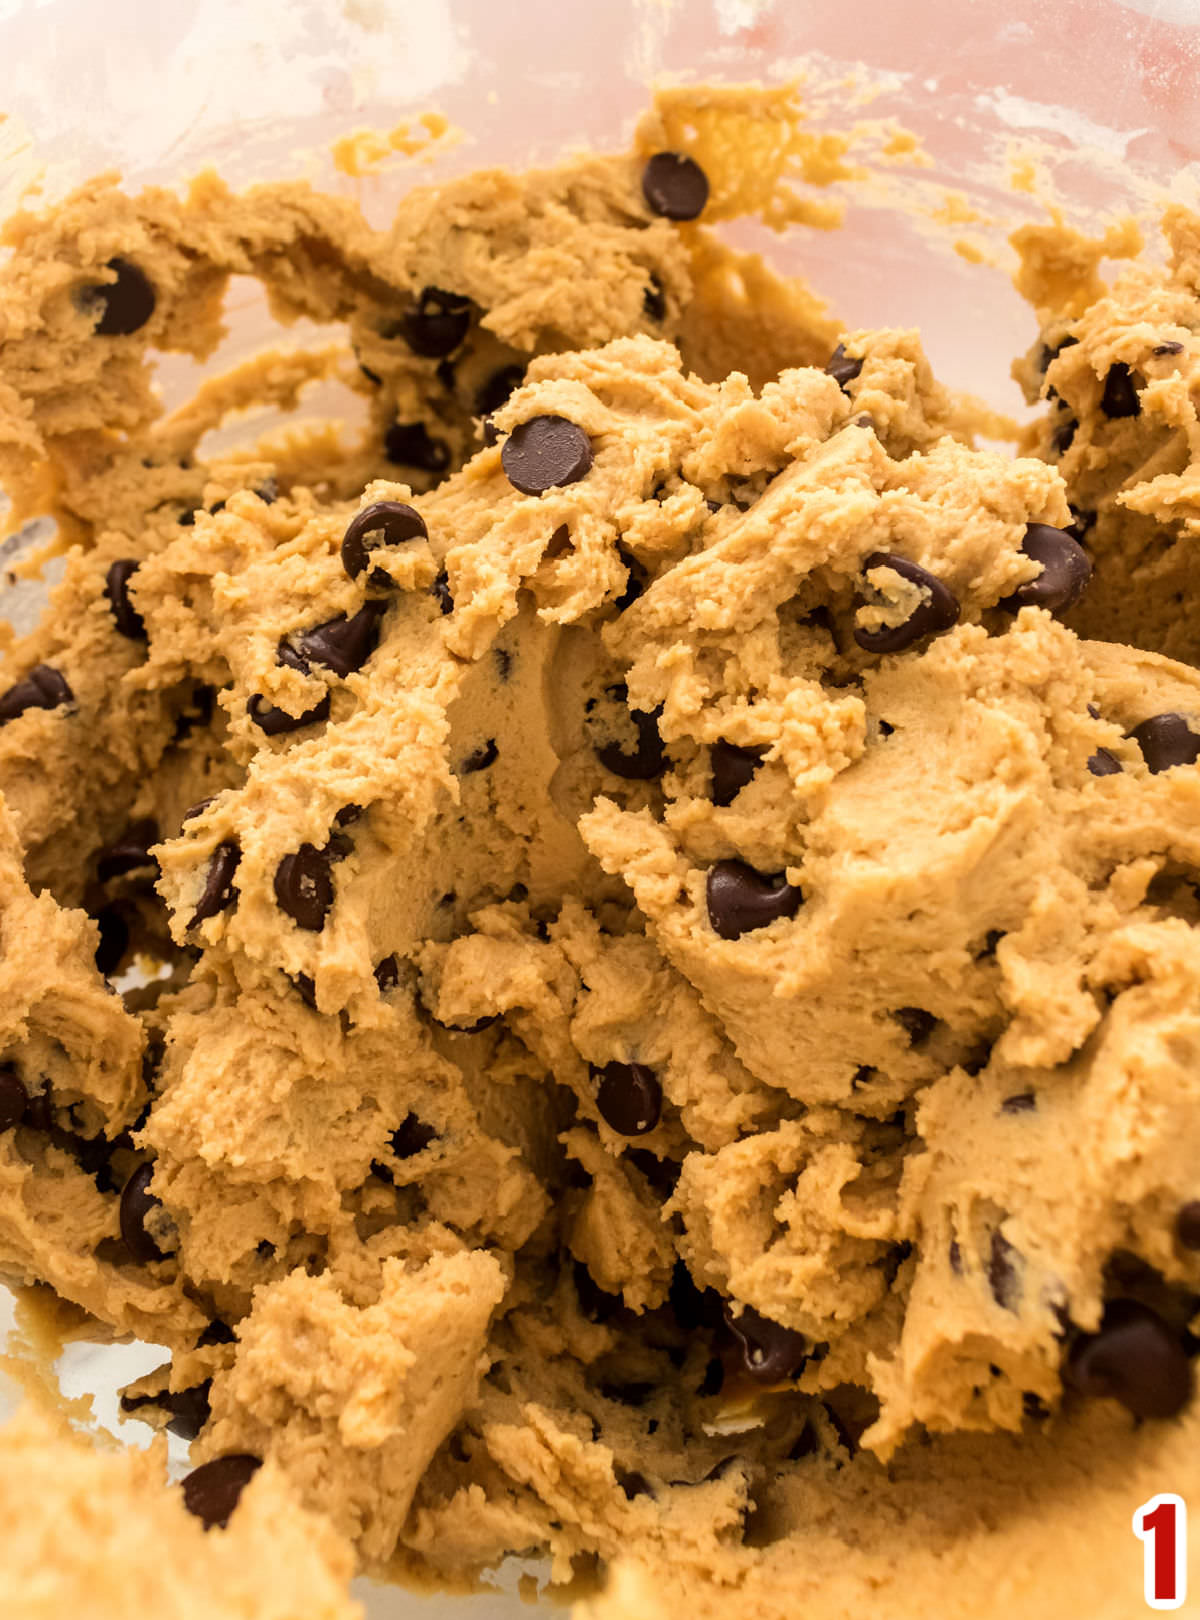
[1134,1494,1187,1610]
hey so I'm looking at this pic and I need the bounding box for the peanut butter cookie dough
[0,86,1198,1620]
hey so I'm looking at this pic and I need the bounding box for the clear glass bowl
[1,0,1198,1613]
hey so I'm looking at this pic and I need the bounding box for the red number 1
[1134,1494,1187,1610]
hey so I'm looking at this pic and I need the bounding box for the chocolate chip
[391,1113,436,1159]
[24,1090,52,1133]
[190,842,241,928]
[596,706,665,780]
[120,1162,166,1263]
[197,1319,237,1347]
[460,739,498,774]
[1177,1203,1200,1250]
[643,273,667,321]
[1131,713,1200,774]
[94,905,130,976]
[97,819,159,882]
[1001,1092,1037,1114]
[642,152,709,220]
[998,523,1092,615]
[853,553,959,654]
[0,1066,27,1132]
[182,798,215,826]
[706,859,803,940]
[1088,748,1123,777]
[85,258,156,336]
[1038,334,1078,374]
[181,1455,263,1531]
[1067,1299,1192,1418]
[501,416,593,497]
[247,688,331,736]
[274,844,333,932]
[431,570,454,615]
[949,1239,963,1274]
[476,365,525,417]
[0,664,73,725]
[384,421,450,474]
[122,1381,212,1441]
[825,343,864,389]
[988,1232,1021,1310]
[293,601,387,677]
[894,1007,936,1047]
[1100,362,1141,418]
[374,955,399,993]
[398,286,471,358]
[341,500,428,583]
[725,1304,808,1383]
[104,559,148,641]
[711,741,767,807]
[1052,416,1079,455]
[1153,340,1185,356]
[592,1060,662,1136]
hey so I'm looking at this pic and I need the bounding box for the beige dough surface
[0,84,1198,1620]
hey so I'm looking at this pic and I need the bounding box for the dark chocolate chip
[1153,340,1185,356]
[825,343,864,389]
[1100,362,1141,419]
[197,1319,237,1347]
[854,553,959,654]
[475,365,526,417]
[247,687,331,736]
[460,739,498,774]
[97,818,160,882]
[1176,1202,1200,1250]
[1053,417,1079,455]
[274,844,334,932]
[1001,1092,1037,1114]
[431,570,454,615]
[706,859,803,940]
[85,258,156,336]
[596,706,665,780]
[894,1007,936,1047]
[326,831,353,863]
[398,286,471,358]
[94,905,130,976]
[1067,1299,1192,1419]
[181,1454,263,1531]
[642,151,709,220]
[0,1065,27,1132]
[592,1060,662,1137]
[997,523,1092,615]
[182,798,215,826]
[104,559,148,641]
[334,804,362,828]
[120,1162,166,1263]
[725,1303,808,1383]
[0,664,73,725]
[341,500,428,583]
[122,1381,212,1441]
[384,421,450,473]
[988,1231,1021,1311]
[190,842,241,928]
[710,740,767,807]
[643,273,667,321]
[501,416,594,496]
[1088,748,1123,777]
[391,1113,437,1159]
[374,955,400,993]
[1131,713,1200,774]
[949,1239,963,1274]
[481,418,500,448]
[293,600,387,678]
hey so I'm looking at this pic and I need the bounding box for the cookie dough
[0,84,1197,1620]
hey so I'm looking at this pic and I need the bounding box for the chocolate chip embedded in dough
[460,739,498,774]
[119,1162,166,1263]
[1088,748,1123,777]
[853,553,959,654]
[706,859,804,940]
[825,343,864,389]
[1176,1202,1200,1250]
[988,1231,1021,1310]
[1052,416,1079,455]
[1130,712,1200,774]
[710,740,767,807]
[384,421,451,474]
[641,151,709,220]
[0,1065,27,1132]
[391,1112,437,1159]
[104,559,148,641]
[592,1060,662,1137]
[97,818,160,882]
[1067,1299,1192,1419]
[374,955,400,993]
[430,570,454,616]
[84,258,156,336]
[398,286,471,358]
[596,706,665,780]
[341,500,428,584]
[997,523,1092,615]
[0,664,73,725]
[475,364,525,417]
[725,1303,809,1383]
[1001,1092,1037,1114]
[121,1381,212,1441]
[501,416,594,496]
[294,600,388,677]
[1153,340,1185,356]
[181,798,215,826]
[181,1454,263,1531]
[1100,361,1141,418]
[274,844,334,932]
[247,689,331,736]
[189,841,241,928]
